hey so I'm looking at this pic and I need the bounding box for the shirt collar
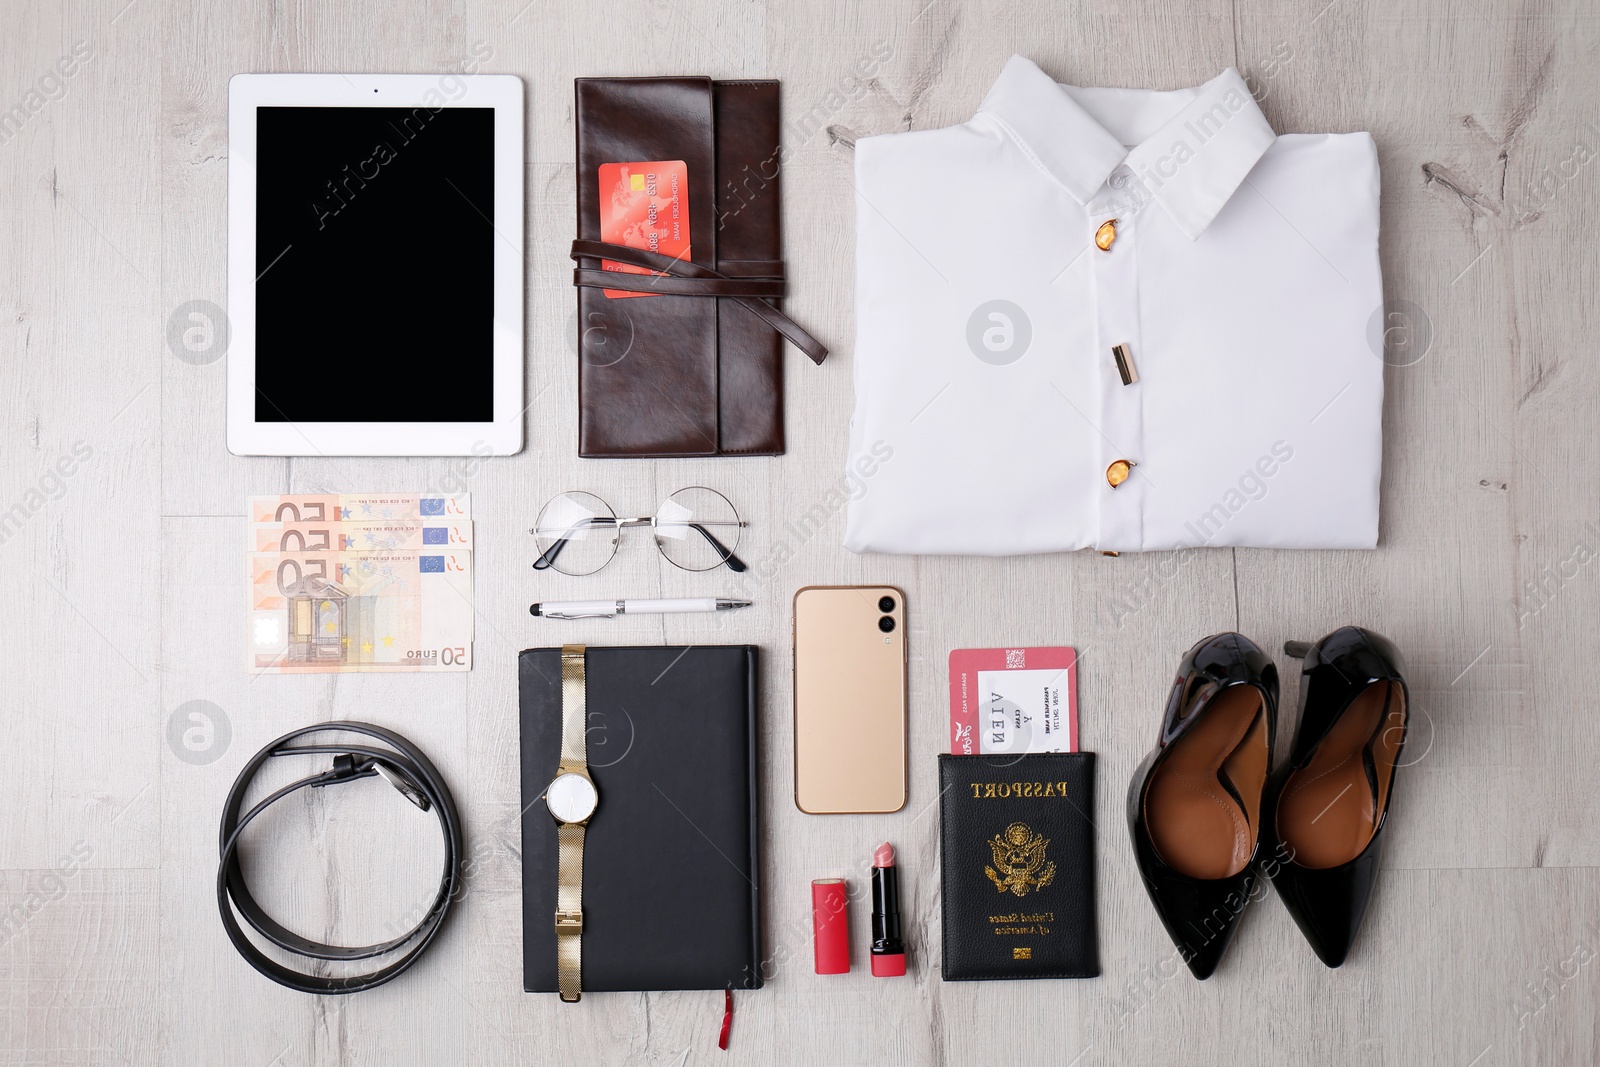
[976,55,1277,239]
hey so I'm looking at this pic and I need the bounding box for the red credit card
[597,160,690,298]
[949,647,1078,756]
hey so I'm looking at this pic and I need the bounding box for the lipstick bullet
[870,842,906,977]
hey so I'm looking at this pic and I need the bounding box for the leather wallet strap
[571,239,828,365]
[571,269,787,299]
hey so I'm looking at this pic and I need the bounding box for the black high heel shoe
[1128,633,1278,979]
[1262,627,1408,967]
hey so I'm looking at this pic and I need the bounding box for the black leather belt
[216,722,463,995]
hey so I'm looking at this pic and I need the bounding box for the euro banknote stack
[246,494,474,673]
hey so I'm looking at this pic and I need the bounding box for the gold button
[1095,219,1117,251]
[1106,459,1134,488]
[1112,342,1139,386]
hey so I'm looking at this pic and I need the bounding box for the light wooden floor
[2,0,1597,1063]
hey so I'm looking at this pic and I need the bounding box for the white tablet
[227,73,524,456]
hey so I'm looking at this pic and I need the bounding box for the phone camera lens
[878,596,896,613]
[878,615,896,633]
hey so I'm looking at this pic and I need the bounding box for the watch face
[546,772,598,823]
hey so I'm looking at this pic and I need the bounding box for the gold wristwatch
[546,643,598,1002]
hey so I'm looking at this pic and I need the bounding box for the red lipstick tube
[870,843,906,977]
[811,878,849,975]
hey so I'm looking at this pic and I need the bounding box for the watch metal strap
[555,822,585,1002]
[556,643,587,1002]
[560,643,587,770]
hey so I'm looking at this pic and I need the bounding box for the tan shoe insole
[1145,686,1268,880]
[1276,681,1406,870]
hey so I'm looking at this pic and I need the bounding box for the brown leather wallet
[573,77,826,458]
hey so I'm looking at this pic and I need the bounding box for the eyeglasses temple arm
[533,518,609,572]
[532,537,569,571]
[690,522,748,573]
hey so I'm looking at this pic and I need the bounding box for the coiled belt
[216,722,463,994]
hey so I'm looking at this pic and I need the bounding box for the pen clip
[535,599,624,620]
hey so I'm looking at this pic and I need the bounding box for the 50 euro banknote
[247,549,473,673]
[251,520,474,553]
[249,493,471,524]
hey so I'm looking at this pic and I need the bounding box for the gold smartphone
[792,585,907,814]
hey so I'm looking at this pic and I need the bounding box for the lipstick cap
[811,878,849,975]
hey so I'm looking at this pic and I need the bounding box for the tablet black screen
[254,106,495,423]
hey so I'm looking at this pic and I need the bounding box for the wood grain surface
[1,0,1597,1063]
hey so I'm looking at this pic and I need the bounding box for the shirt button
[1095,219,1117,251]
[1105,459,1134,488]
[1108,165,1131,190]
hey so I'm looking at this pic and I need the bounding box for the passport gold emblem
[985,822,1057,897]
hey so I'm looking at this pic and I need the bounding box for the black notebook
[938,753,1099,980]
[519,645,762,993]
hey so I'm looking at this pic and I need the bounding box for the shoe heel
[1283,640,1313,659]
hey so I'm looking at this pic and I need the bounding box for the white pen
[530,597,752,620]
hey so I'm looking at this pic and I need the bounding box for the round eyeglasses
[530,486,748,575]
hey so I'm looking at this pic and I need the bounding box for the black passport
[939,753,1099,980]
[520,645,762,992]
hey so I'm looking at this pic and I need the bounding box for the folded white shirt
[843,55,1385,554]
